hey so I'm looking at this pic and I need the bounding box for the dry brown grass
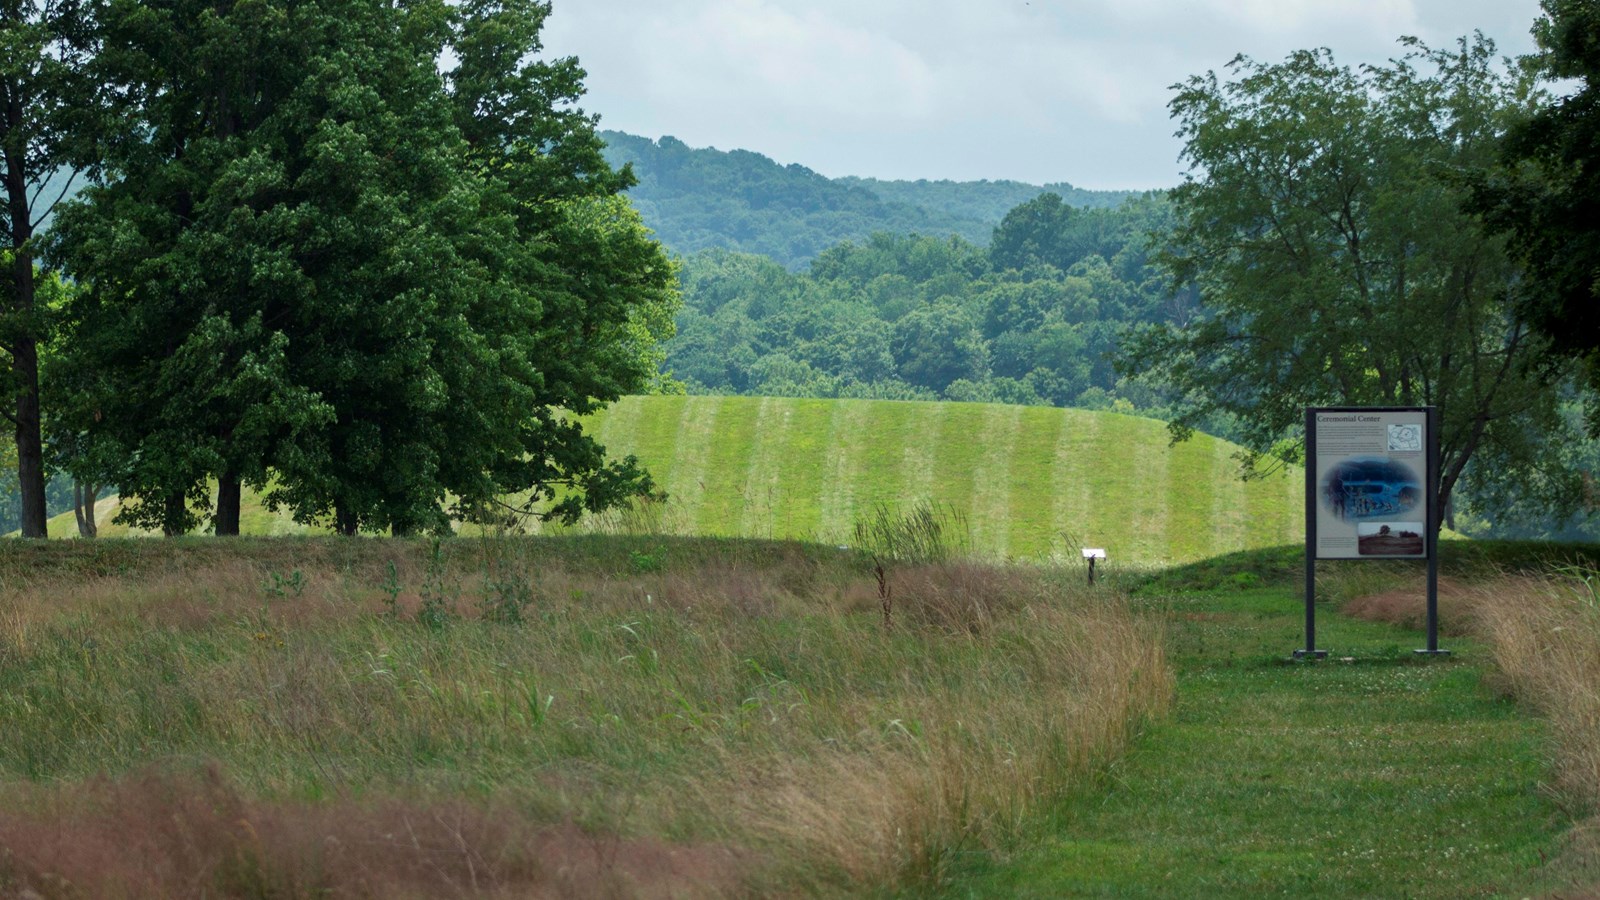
[1336,574,1475,636]
[0,537,1172,896]
[1464,575,1600,813]
[0,764,747,899]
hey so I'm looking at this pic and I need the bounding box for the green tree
[891,300,988,393]
[430,0,678,532]
[1470,0,1600,412]
[0,1,99,538]
[51,0,676,536]
[1124,38,1577,523]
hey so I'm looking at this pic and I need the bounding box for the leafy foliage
[1120,38,1583,524]
[666,195,1192,413]
[1471,0,1600,418]
[46,0,677,536]
[0,0,101,537]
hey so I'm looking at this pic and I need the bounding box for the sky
[541,0,1548,191]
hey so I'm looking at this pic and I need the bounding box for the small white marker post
[1082,548,1106,585]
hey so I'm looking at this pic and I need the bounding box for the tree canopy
[46,0,678,536]
[665,194,1189,413]
[1121,37,1582,525]
[1471,0,1600,415]
[599,130,1138,269]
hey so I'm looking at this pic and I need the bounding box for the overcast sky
[541,0,1547,191]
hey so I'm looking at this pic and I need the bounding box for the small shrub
[630,546,666,574]
[418,539,457,629]
[263,569,306,598]
[481,572,535,624]
[378,560,402,619]
[852,502,970,564]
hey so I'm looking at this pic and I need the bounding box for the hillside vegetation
[52,397,1301,565]
[600,131,1137,268]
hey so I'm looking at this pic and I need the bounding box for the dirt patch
[0,765,751,899]
[1340,575,1473,636]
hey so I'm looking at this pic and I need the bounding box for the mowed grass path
[583,396,1301,564]
[951,582,1574,897]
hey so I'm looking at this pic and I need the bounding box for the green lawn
[580,396,1301,565]
[30,397,1305,566]
[947,577,1577,898]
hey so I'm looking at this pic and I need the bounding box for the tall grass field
[0,536,1170,896]
[56,397,1303,566]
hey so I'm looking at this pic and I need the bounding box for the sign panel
[1309,408,1430,559]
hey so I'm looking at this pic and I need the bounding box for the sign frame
[1300,406,1446,658]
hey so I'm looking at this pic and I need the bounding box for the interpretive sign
[1309,408,1431,559]
[1300,406,1445,658]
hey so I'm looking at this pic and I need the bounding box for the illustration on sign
[1356,521,1426,556]
[1309,408,1431,560]
[1320,456,1422,521]
[1388,423,1422,452]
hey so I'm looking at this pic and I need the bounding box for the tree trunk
[335,502,359,536]
[162,492,187,537]
[73,480,98,538]
[215,472,241,536]
[11,254,46,539]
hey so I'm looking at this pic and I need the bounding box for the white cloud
[542,0,1547,189]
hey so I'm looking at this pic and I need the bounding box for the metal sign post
[1082,548,1106,585]
[1301,407,1445,659]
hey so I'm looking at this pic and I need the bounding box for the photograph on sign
[1310,409,1430,559]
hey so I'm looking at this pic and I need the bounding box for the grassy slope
[580,396,1301,565]
[35,397,1303,566]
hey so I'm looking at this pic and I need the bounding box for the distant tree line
[600,130,1137,269]
[666,193,1199,417]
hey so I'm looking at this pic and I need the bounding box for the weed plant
[851,501,970,564]
[0,535,1169,897]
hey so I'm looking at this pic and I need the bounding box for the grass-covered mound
[36,397,1303,566]
[582,396,1300,564]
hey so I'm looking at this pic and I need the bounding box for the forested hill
[835,176,1137,224]
[599,131,1141,267]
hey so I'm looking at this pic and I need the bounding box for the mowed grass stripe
[1208,437,1249,555]
[1166,434,1218,561]
[928,404,986,541]
[662,396,721,533]
[1051,409,1104,558]
[818,400,872,543]
[968,403,1023,558]
[849,400,920,514]
[897,400,945,510]
[1241,464,1302,549]
[590,393,643,472]
[1113,413,1177,560]
[738,398,790,538]
[763,398,833,540]
[692,397,764,534]
[1007,407,1068,560]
